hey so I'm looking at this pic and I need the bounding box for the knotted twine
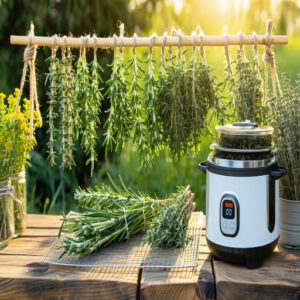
[223,26,233,78]
[14,23,42,140]
[262,20,282,103]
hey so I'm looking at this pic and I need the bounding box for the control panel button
[220,193,239,237]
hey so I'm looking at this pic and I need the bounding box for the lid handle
[232,120,257,128]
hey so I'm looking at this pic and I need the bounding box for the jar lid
[216,121,274,136]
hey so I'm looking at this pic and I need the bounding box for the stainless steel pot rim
[208,155,277,168]
[210,143,276,153]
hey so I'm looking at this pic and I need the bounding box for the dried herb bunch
[60,46,75,169]
[144,186,195,248]
[84,44,103,174]
[104,35,131,153]
[47,44,59,166]
[59,177,194,258]
[143,35,160,161]
[127,36,150,165]
[158,31,219,159]
[269,74,300,201]
[233,44,264,124]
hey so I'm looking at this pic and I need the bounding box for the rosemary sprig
[127,45,150,165]
[74,44,90,140]
[104,45,130,153]
[143,48,160,161]
[83,48,104,175]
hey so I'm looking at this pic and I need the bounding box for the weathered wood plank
[0,264,139,300]
[140,215,215,300]
[26,214,62,229]
[0,237,56,256]
[0,211,140,300]
[213,245,300,300]
[21,228,59,237]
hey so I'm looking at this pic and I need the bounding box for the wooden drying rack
[10,33,288,49]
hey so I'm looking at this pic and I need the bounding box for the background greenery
[0,0,299,214]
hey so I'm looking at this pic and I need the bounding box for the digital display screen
[222,200,235,219]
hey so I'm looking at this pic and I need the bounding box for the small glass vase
[0,178,15,248]
[11,170,26,237]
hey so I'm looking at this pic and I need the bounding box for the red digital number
[224,201,233,209]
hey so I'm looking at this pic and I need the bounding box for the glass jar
[11,170,26,237]
[0,178,15,247]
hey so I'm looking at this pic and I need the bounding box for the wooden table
[0,214,299,299]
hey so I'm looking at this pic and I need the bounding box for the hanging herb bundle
[157,30,219,158]
[47,42,59,166]
[60,46,75,169]
[127,34,150,165]
[143,35,160,161]
[144,186,195,248]
[104,34,131,153]
[83,41,104,175]
[59,177,194,258]
[186,31,219,151]
[233,38,264,124]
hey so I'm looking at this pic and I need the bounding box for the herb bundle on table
[59,179,195,258]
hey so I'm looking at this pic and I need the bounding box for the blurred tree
[0,0,161,213]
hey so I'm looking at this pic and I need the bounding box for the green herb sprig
[144,186,195,248]
[104,38,131,154]
[83,46,104,175]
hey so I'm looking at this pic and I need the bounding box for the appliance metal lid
[208,154,277,168]
[216,121,274,136]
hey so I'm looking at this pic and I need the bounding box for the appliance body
[202,161,285,268]
[200,121,287,269]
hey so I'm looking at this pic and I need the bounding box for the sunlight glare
[217,0,249,13]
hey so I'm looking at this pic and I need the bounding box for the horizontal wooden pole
[10,34,288,48]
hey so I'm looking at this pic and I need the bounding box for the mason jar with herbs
[11,169,26,236]
[0,178,15,247]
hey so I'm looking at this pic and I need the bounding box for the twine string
[177,30,182,60]
[199,30,205,62]
[223,27,232,76]
[93,34,98,59]
[262,20,282,101]
[123,207,129,239]
[161,32,167,68]
[14,22,41,140]
[191,31,196,56]
[141,197,146,229]
[238,31,245,56]
[113,33,118,56]
[119,23,124,56]
[149,33,156,56]
[0,186,22,205]
[133,32,137,56]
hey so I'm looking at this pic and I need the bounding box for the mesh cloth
[42,212,203,270]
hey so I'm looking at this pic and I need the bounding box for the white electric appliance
[199,121,287,269]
